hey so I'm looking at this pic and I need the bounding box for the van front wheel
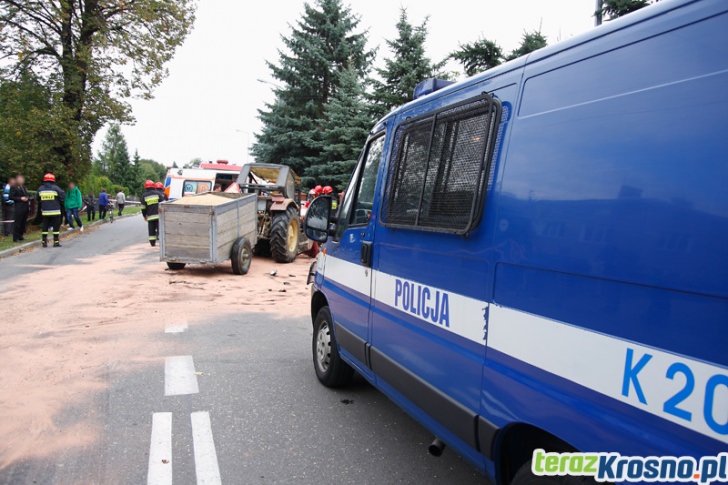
[312,306,354,387]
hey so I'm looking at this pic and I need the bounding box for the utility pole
[596,0,604,26]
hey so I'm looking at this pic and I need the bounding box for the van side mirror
[305,196,333,243]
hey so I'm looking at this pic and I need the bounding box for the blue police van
[304,1,728,483]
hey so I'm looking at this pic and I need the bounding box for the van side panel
[484,1,728,458]
[367,81,520,469]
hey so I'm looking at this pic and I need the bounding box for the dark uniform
[141,188,162,246]
[37,180,66,247]
[8,183,29,242]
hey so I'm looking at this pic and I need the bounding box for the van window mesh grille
[382,94,501,233]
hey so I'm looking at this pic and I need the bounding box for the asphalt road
[0,215,485,484]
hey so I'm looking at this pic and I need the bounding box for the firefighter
[323,186,338,211]
[155,182,168,201]
[141,180,162,247]
[37,173,65,248]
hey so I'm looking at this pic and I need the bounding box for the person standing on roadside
[37,173,65,248]
[116,189,126,216]
[9,175,29,243]
[141,180,161,247]
[98,189,109,221]
[155,182,168,201]
[2,176,15,237]
[84,192,96,222]
[65,181,84,232]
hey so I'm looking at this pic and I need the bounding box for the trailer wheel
[270,205,299,264]
[312,306,354,387]
[166,262,186,270]
[231,237,253,275]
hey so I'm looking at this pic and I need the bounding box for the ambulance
[163,160,242,200]
[304,1,728,483]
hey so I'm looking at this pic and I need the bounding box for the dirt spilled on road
[0,243,314,470]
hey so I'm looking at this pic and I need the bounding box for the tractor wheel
[231,237,253,275]
[270,206,299,263]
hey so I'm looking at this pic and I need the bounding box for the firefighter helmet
[322,186,334,195]
[144,180,155,189]
[43,173,56,182]
[155,182,164,189]
[314,185,323,196]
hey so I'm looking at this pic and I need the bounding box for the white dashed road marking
[165,322,188,334]
[164,355,200,396]
[147,412,173,485]
[191,411,222,485]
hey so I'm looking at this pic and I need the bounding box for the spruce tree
[252,0,373,179]
[307,66,374,189]
[507,30,548,61]
[95,124,135,191]
[370,9,444,119]
[450,39,504,77]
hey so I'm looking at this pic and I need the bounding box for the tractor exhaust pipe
[428,438,446,457]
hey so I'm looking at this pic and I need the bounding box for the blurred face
[8,177,16,186]
[16,176,24,185]
[69,182,75,189]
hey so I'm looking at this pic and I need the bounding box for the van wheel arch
[311,291,328,324]
[496,423,578,484]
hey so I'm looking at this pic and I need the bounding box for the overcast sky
[95,0,597,167]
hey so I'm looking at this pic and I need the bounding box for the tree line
[0,0,652,193]
[253,0,654,189]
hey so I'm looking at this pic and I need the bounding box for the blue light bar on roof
[413,78,456,100]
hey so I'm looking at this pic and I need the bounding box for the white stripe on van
[320,255,486,344]
[319,254,728,444]
[488,305,728,445]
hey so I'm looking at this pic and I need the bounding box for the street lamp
[236,129,251,164]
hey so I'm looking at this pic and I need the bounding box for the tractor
[235,164,312,263]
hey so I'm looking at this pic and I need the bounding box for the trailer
[159,192,257,275]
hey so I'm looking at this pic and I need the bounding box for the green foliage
[307,66,374,189]
[252,0,374,180]
[598,0,652,20]
[0,74,82,186]
[370,9,445,118]
[450,39,504,77]
[136,159,167,185]
[184,158,203,169]
[507,30,548,61]
[451,30,548,77]
[0,0,196,177]
[78,173,117,198]
[94,125,137,192]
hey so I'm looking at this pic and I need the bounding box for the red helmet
[155,182,164,189]
[314,185,323,196]
[144,180,155,189]
[43,173,55,182]
[322,186,334,195]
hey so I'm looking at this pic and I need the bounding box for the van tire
[270,206,298,264]
[511,460,600,485]
[312,306,354,387]
[166,262,186,270]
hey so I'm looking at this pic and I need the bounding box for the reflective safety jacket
[141,189,161,221]
[37,182,65,217]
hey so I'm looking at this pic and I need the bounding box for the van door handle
[360,241,373,268]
